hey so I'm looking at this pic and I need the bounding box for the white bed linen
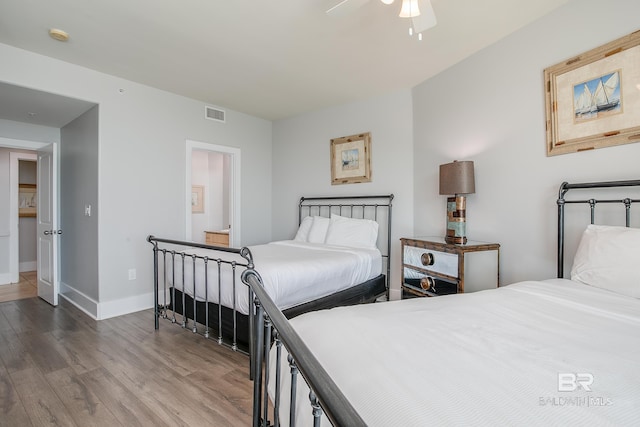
[270,279,640,426]
[168,240,382,315]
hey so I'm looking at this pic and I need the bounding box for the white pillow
[570,224,640,298]
[324,214,379,249]
[307,216,331,243]
[293,216,313,242]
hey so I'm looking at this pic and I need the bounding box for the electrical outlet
[85,204,91,216]
[128,268,136,280]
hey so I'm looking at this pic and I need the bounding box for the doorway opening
[0,150,38,302]
[1,138,56,304]
[185,140,241,247]
[18,158,37,273]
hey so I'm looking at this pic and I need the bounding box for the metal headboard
[557,179,640,278]
[298,194,394,299]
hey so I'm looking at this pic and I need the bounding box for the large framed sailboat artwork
[544,30,640,156]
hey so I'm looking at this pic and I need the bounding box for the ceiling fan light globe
[399,0,420,17]
[380,0,395,4]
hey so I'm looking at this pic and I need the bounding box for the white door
[37,143,59,306]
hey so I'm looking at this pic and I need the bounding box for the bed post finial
[557,182,569,279]
[240,246,254,269]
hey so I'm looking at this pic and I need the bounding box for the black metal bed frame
[244,179,639,426]
[147,236,254,349]
[557,179,640,278]
[244,269,366,427]
[298,194,394,300]
[147,194,394,370]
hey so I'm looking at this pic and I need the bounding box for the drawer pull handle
[420,277,435,291]
[421,252,435,266]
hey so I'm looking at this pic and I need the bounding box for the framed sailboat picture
[191,185,204,213]
[544,30,640,156]
[330,132,372,185]
[18,184,37,217]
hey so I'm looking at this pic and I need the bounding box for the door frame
[185,140,241,246]
[3,137,49,284]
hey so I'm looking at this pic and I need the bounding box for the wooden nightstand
[401,237,500,298]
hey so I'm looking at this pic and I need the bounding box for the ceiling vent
[205,105,226,123]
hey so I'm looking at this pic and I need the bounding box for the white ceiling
[0,0,570,123]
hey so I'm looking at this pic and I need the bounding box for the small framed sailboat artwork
[330,132,372,185]
[18,184,37,217]
[544,30,640,156]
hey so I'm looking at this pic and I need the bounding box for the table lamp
[439,160,475,244]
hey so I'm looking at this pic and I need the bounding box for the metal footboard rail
[147,235,255,354]
[243,268,366,427]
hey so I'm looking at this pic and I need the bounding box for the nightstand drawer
[403,245,458,277]
[403,274,458,296]
[400,237,500,299]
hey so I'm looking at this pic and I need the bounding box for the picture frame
[544,30,640,156]
[330,132,372,185]
[19,184,37,217]
[191,185,204,213]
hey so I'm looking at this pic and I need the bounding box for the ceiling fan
[327,0,437,40]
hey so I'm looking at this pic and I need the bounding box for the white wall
[60,106,100,305]
[413,0,640,286]
[272,89,415,299]
[0,42,272,317]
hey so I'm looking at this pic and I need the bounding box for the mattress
[269,279,640,426]
[167,240,382,315]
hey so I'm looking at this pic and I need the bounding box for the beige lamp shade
[439,161,475,195]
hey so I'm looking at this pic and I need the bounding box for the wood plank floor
[0,272,38,303]
[0,297,253,426]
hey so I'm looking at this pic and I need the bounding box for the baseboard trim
[97,292,155,320]
[59,282,98,319]
[59,283,155,320]
[19,261,37,272]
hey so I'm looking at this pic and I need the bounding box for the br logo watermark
[558,373,593,392]
[538,373,613,407]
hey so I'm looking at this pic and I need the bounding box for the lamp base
[445,235,467,245]
[445,195,467,245]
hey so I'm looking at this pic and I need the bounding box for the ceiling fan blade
[412,0,437,33]
[326,0,371,16]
